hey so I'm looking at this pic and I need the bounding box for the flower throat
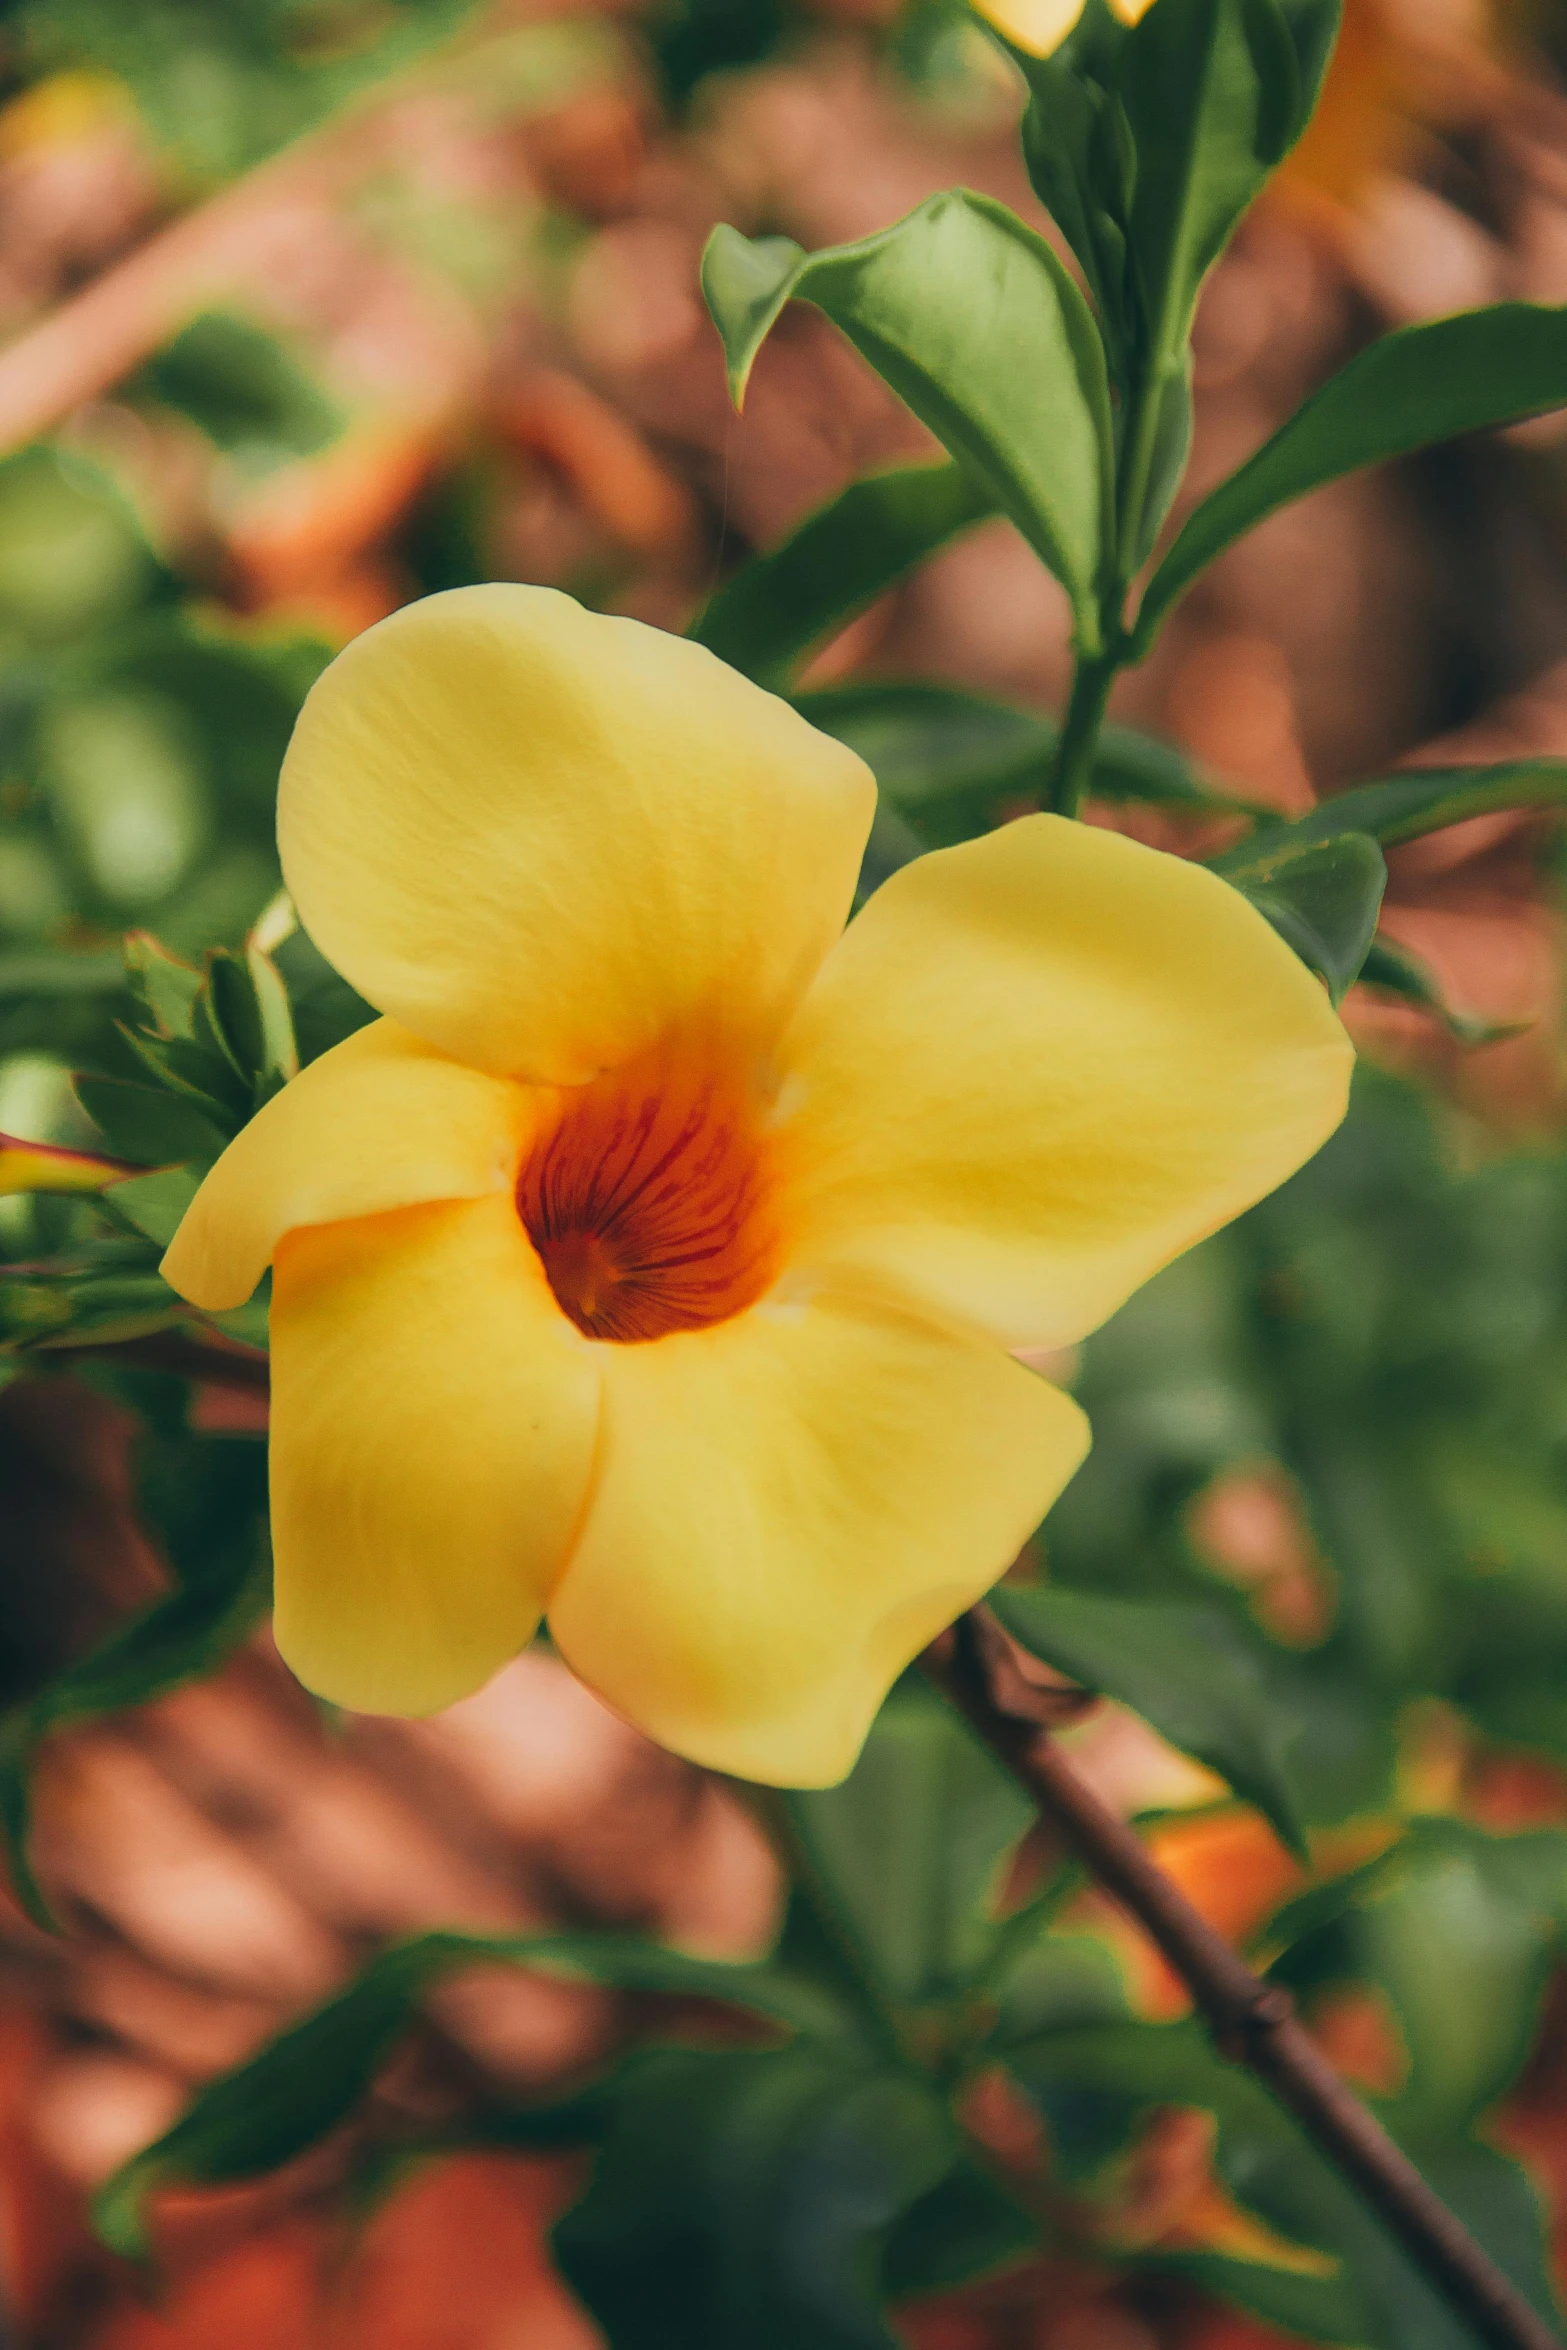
[517,1051,780,1343]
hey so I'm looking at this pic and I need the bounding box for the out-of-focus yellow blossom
[971,0,1160,60]
[162,585,1351,1788]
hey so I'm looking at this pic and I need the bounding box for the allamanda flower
[969,0,1159,61]
[163,584,1351,1788]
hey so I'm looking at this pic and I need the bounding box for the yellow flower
[971,0,1159,60]
[162,585,1351,1788]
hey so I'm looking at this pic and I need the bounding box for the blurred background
[11,0,1567,2343]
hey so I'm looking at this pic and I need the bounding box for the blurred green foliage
[12,0,484,182]
[137,311,342,461]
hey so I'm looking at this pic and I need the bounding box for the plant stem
[1047,652,1117,819]
[921,1607,1564,2350]
[1113,359,1179,589]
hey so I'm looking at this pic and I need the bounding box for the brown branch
[922,1607,1565,2350]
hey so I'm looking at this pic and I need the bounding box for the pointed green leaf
[271,926,375,1066]
[95,1931,843,2260]
[1122,0,1316,365]
[26,1271,185,1350]
[104,1165,204,1248]
[796,684,1259,856]
[1218,832,1386,1003]
[690,462,997,687]
[1138,306,1567,647]
[700,226,808,405]
[702,191,1114,642]
[245,932,299,1084]
[1129,359,1196,564]
[1091,719,1266,814]
[123,931,202,1039]
[75,1076,228,1170]
[1356,937,1524,1049]
[990,1585,1309,1855]
[204,951,269,1087]
[1018,40,1138,381]
[796,681,1055,851]
[1013,0,1337,389]
[1246,757,1567,853]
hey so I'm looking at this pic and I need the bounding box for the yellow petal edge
[549,1285,1090,1787]
[276,584,876,1085]
[161,1018,534,1312]
[776,814,1355,1352]
[270,1197,602,1718]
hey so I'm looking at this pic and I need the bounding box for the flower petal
[269,1196,601,1717]
[277,586,876,1084]
[969,0,1086,56]
[547,1286,1088,1787]
[161,1019,534,1312]
[773,815,1353,1350]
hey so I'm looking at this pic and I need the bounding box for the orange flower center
[517,1050,780,1343]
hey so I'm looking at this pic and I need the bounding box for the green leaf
[1355,1824,1567,2138]
[1008,2019,1369,2341]
[1128,359,1196,565]
[245,926,299,1084]
[1247,757,1567,855]
[1013,0,1336,392]
[795,683,1260,856]
[690,462,997,688]
[1018,39,1139,382]
[1356,937,1523,1049]
[1253,1837,1411,1964]
[74,1076,228,1170]
[139,312,341,459]
[1122,0,1321,367]
[24,1271,185,1351]
[783,1681,1034,2007]
[1010,2020,1560,2350]
[1092,720,1266,815]
[701,228,807,402]
[990,1585,1309,1855]
[124,931,202,1039]
[203,951,270,1087]
[702,191,1115,643]
[881,2155,1035,2297]
[1217,832,1387,1002]
[103,1165,204,1249]
[2,1483,270,1930]
[796,681,1055,851]
[95,1931,844,2260]
[552,2045,956,2350]
[0,1243,190,1354]
[1138,306,1567,648]
[271,926,375,1067]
